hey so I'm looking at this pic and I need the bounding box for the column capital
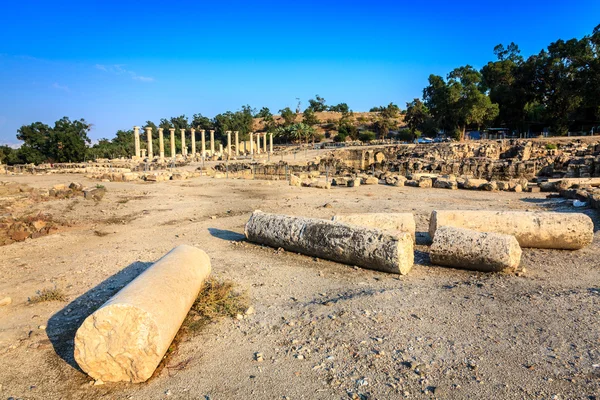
[169,128,175,133]
[180,128,185,133]
[158,127,163,132]
[200,129,205,133]
[144,126,152,132]
[190,128,195,133]
[210,130,215,134]
[134,126,140,130]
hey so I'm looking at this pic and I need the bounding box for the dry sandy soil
[0,172,598,400]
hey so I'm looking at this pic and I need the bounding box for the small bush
[359,131,376,142]
[183,278,249,334]
[545,143,557,150]
[29,288,67,303]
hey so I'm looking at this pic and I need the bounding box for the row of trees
[405,24,600,140]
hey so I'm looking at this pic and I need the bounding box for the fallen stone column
[332,213,416,242]
[430,226,522,272]
[245,211,413,274]
[429,210,594,250]
[74,245,212,383]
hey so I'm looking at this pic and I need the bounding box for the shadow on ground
[46,261,153,371]
[208,228,245,241]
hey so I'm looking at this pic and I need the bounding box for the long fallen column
[245,211,414,274]
[332,213,416,242]
[74,245,212,383]
[430,226,522,272]
[429,210,594,250]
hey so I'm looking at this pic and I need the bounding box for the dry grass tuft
[29,287,67,303]
[183,278,250,334]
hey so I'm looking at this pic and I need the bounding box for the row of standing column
[133,126,273,159]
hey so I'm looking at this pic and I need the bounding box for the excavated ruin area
[0,144,599,399]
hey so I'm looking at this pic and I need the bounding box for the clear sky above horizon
[0,0,598,145]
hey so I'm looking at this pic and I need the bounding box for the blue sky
[0,0,598,145]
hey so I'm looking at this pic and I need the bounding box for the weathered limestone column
[219,143,223,155]
[250,132,254,155]
[235,131,239,156]
[263,132,267,152]
[180,129,186,156]
[141,149,146,158]
[133,126,141,158]
[200,130,206,158]
[145,127,153,159]
[169,128,176,158]
[430,226,522,272]
[269,132,273,154]
[191,128,196,156]
[74,245,212,383]
[256,133,261,154]
[226,131,232,158]
[158,128,165,159]
[429,210,594,249]
[332,213,416,242]
[245,211,414,274]
[210,130,215,155]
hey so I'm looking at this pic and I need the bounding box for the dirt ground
[0,172,598,400]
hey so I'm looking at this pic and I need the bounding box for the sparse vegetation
[183,278,250,334]
[545,143,558,150]
[29,287,67,303]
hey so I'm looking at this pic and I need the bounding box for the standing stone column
[210,130,215,155]
[169,128,176,158]
[158,128,165,159]
[134,126,141,158]
[256,133,261,154]
[191,128,196,156]
[269,132,273,154]
[180,129,186,156]
[263,132,267,152]
[145,127,153,159]
[200,130,206,158]
[250,132,254,155]
[226,131,232,158]
[235,131,239,156]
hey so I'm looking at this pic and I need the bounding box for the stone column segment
[429,210,594,250]
[180,129,186,156]
[133,126,141,158]
[235,131,239,156]
[158,128,164,159]
[269,132,273,154]
[250,132,254,155]
[145,127,153,159]
[169,128,176,158]
[245,211,413,274]
[263,132,267,152]
[227,131,232,157]
[210,130,215,155]
[74,245,212,383]
[430,226,522,272]
[200,130,206,158]
[191,128,196,156]
[256,134,261,154]
[332,213,416,242]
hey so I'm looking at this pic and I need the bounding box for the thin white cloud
[95,64,155,82]
[51,82,70,92]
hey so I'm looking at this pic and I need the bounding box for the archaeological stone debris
[429,210,594,250]
[430,226,522,272]
[245,211,414,274]
[74,245,211,383]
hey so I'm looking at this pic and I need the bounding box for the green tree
[15,122,51,164]
[47,117,91,162]
[424,66,499,141]
[405,98,431,138]
[279,107,296,126]
[302,108,319,126]
[307,95,327,112]
[328,103,350,113]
